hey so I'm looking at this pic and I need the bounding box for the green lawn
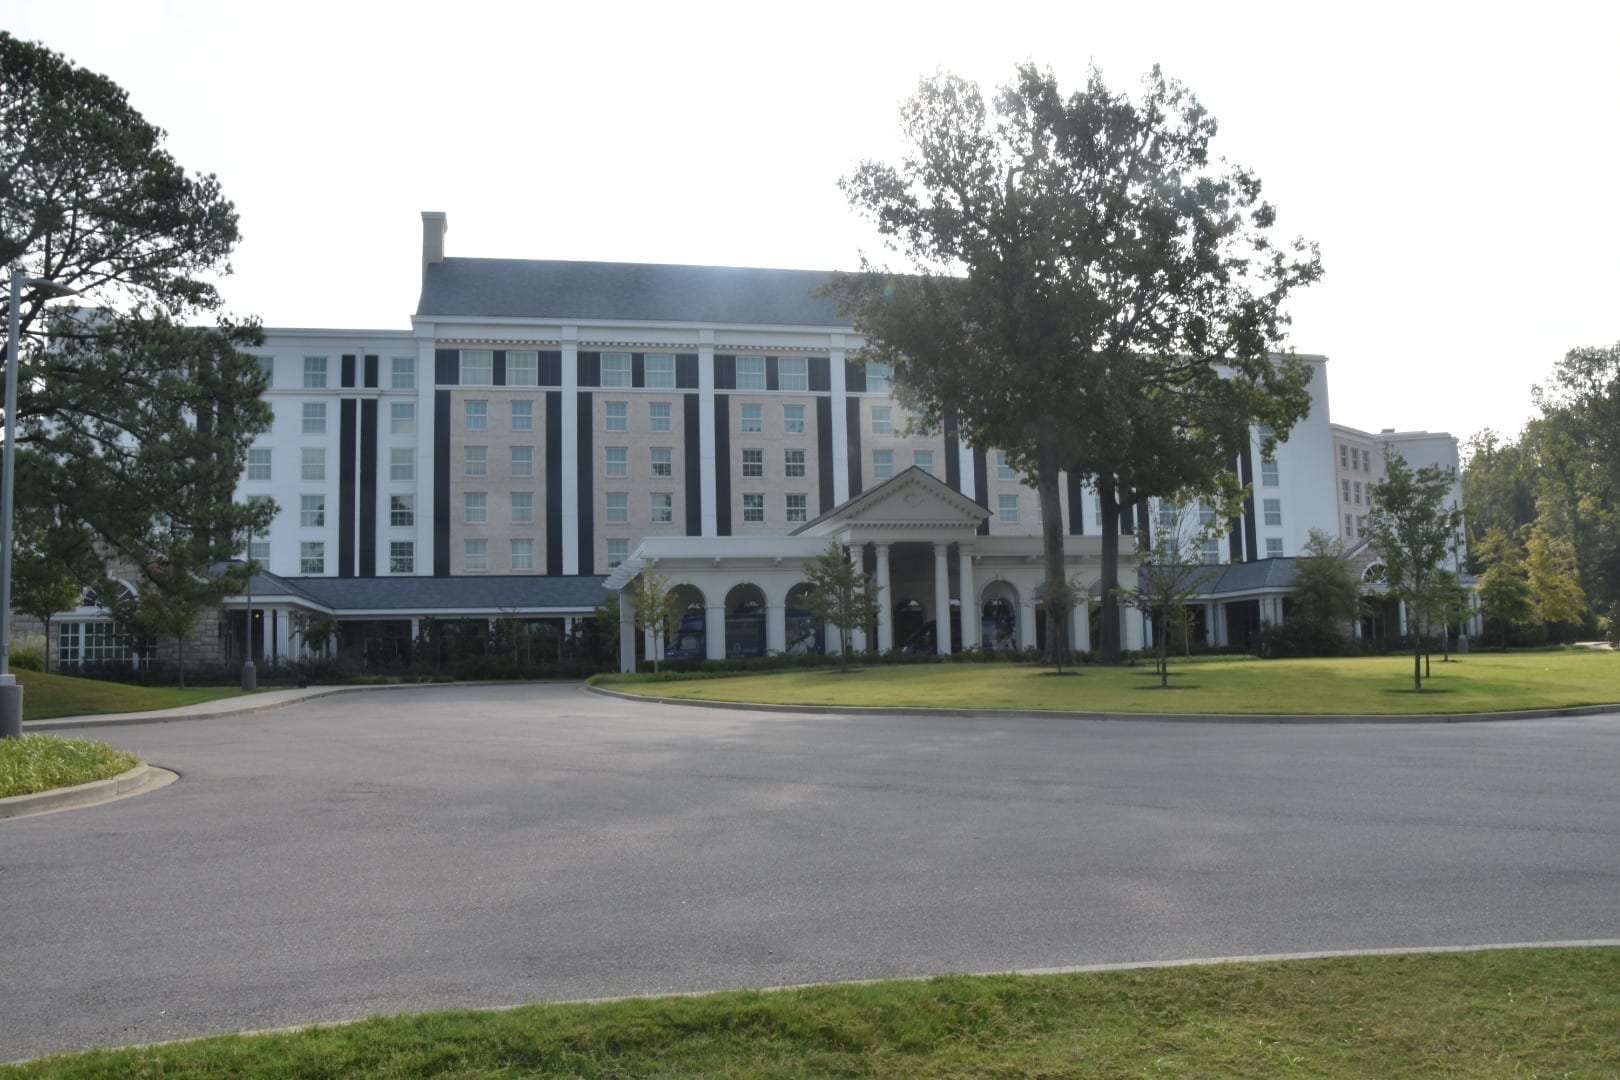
[0,733,138,798]
[19,669,247,722]
[4,948,1615,1077]
[602,649,1620,715]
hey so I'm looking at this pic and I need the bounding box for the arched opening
[893,597,926,652]
[784,583,823,654]
[664,584,707,660]
[980,581,1019,651]
[724,583,767,658]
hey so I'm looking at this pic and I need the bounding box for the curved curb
[585,682,1620,725]
[0,762,177,821]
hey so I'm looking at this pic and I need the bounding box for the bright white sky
[12,1,1618,447]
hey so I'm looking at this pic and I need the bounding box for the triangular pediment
[795,467,990,537]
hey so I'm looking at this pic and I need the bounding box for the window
[740,403,762,432]
[302,402,326,435]
[741,448,763,477]
[784,449,806,478]
[511,492,534,524]
[1353,481,1362,505]
[507,351,539,386]
[300,542,325,574]
[390,401,415,435]
[605,447,628,477]
[1256,423,1275,442]
[737,356,766,390]
[1199,502,1216,527]
[465,446,488,478]
[650,493,673,523]
[786,493,808,523]
[303,356,327,388]
[1351,447,1361,471]
[511,400,534,431]
[783,404,805,433]
[1342,478,1352,503]
[464,492,488,525]
[1263,498,1282,526]
[300,494,325,527]
[464,539,488,571]
[511,446,534,478]
[510,539,535,571]
[464,400,488,430]
[391,447,414,482]
[605,402,628,431]
[1357,516,1367,538]
[301,447,325,482]
[873,450,894,479]
[460,350,493,385]
[914,449,934,475]
[606,492,628,523]
[1341,445,1349,469]
[390,541,414,574]
[246,448,271,481]
[1266,537,1284,558]
[601,353,632,387]
[1157,501,1178,530]
[872,406,892,435]
[606,538,629,568]
[645,353,675,388]
[650,447,673,478]
[742,493,765,522]
[1363,453,1372,474]
[391,356,415,390]
[1345,513,1354,536]
[59,622,134,667]
[779,357,807,391]
[1261,459,1279,487]
[1094,496,1103,528]
[999,494,1019,523]
[255,356,274,385]
[391,495,414,527]
[1200,538,1221,565]
[649,401,671,432]
[866,360,892,393]
[997,452,1016,480]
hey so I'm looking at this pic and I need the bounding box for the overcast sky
[11,1,1617,448]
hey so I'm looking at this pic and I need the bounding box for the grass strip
[0,734,138,798]
[19,670,246,722]
[600,649,1620,715]
[4,948,1616,1077]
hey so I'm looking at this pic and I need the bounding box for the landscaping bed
[0,734,138,799]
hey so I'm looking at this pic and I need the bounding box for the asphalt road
[4,683,1619,1061]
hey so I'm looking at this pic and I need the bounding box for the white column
[956,440,975,502]
[848,543,867,652]
[958,546,978,649]
[1205,602,1218,646]
[829,337,849,505]
[561,327,580,574]
[618,591,636,673]
[874,543,893,652]
[933,542,951,655]
[1398,600,1408,636]
[643,625,655,662]
[705,601,726,660]
[1072,594,1090,653]
[1124,608,1145,651]
[767,603,786,654]
[415,338,436,574]
[699,332,717,536]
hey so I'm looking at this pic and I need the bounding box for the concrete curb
[585,682,1620,725]
[0,762,173,820]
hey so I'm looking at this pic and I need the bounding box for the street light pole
[3,268,80,738]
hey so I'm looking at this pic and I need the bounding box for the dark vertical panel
[338,399,357,577]
[363,354,379,389]
[1137,502,1151,537]
[435,349,459,385]
[1121,499,1135,535]
[844,359,867,393]
[684,394,702,535]
[1239,450,1258,563]
[576,392,594,575]
[975,450,991,537]
[715,355,736,390]
[578,352,600,387]
[714,394,732,535]
[539,351,562,386]
[341,354,356,389]
[1066,474,1086,535]
[434,390,451,576]
[943,415,961,491]
[492,350,506,387]
[842,397,862,501]
[816,397,835,513]
[631,353,645,388]
[359,400,378,576]
[765,356,779,391]
[545,391,563,575]
[676,353,698,389]
[808,357,830,393]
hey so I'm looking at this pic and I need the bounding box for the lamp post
[3,269,80,738]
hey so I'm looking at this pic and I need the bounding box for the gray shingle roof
[245,573,610,613]
[416,258,854,327]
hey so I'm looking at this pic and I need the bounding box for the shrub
[1257,618,1352,659]
[10,632,47,672]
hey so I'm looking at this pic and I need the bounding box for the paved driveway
[4,683,1619,1060]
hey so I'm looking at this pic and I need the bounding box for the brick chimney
[421,211,447,274]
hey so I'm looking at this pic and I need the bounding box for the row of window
[281,356,418,391]
[1343,513,1369,539]
[602,492,811,526]
[1341,478,1372,505]
[463,492,537,524]
[1340,444,1372,473]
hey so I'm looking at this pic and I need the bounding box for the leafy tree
[1461,430,1536,566]
[833,63,1319,666]
[1419,570,1471,667]
[627,568,681,673]
[1120,498,1224,687]
[797,543,883,673]
[1369,450,1464,692]
[1289,529,1363,636]
[10,516,100,670]
[1524,525,1586,641]
[289,610,340,660]
[1,33,272,572]
[1474,527,1534,650]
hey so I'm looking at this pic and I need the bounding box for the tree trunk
[1159,615,1169,688]
[1097,481,1122,664]
[1035,437,1068,669]
[1410,604,1421,691]
[177,634,186,689]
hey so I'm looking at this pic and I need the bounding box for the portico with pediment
[603,468,1139,670]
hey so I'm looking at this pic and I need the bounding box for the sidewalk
[21,683,433,733]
